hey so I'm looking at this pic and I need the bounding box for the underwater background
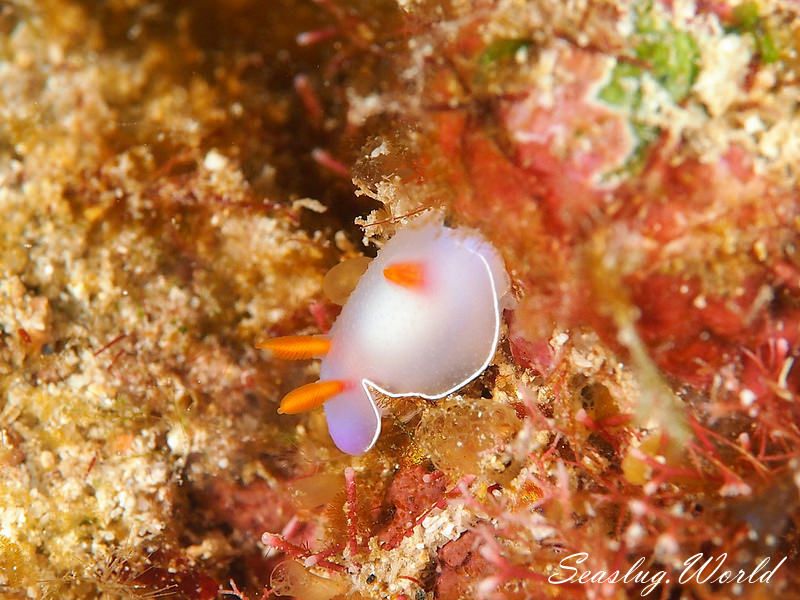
[0,1,799,598]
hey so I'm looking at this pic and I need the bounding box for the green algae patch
[730,1,780,64]
[598,62,645,109]
[597,62,659,176]
[601,3,700,106]
[596,6,699,176]
[478,38,532,67]
[635,14,700,102]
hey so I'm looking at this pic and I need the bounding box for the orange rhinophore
[256,335,331,360]
[383,261,426,290]
[278,380,346,414]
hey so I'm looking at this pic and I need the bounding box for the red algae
[377,465,448,549]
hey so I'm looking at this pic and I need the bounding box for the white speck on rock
[203,149,228,172]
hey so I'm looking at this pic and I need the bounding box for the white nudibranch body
[260,220,511,455]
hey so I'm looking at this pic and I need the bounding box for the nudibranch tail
[383,261,426,290]
[278,380,346,414]
[256,335,331,360]
[323,385,381,455]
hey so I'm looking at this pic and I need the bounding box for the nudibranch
[259,220,510,455]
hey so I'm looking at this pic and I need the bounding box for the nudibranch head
[260,220,510,455]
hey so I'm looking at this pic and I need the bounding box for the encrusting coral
[1,0,799,599]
